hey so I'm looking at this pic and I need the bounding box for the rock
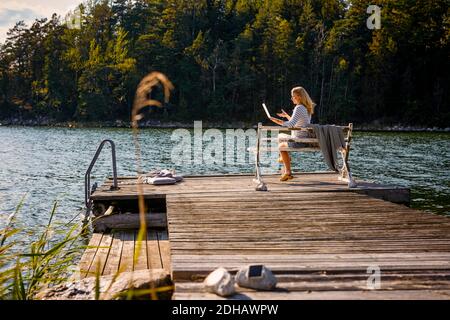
[36,269,173,300]
[203,267,235,297]
[235,265,277,291]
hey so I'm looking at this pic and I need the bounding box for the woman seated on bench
[269,86,316,181]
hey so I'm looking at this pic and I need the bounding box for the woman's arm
[282,106,308,127]
[269,117,284,126]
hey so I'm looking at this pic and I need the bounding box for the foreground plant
[0,201,174,300]
[0,201,87,300]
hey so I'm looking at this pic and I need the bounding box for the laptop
[262,103,271,119]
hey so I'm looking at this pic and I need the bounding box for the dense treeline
[0,0,448,126]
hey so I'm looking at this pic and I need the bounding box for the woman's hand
[276,110,289,119]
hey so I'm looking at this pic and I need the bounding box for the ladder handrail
[84,140,120,212]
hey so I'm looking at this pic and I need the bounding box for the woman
[269,86,316,181]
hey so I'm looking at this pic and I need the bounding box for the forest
[0,0,448,127]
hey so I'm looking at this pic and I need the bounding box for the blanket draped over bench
[309,124,346,172]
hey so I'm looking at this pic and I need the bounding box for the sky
[0,0,81,43]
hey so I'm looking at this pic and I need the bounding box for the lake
[0,126,449,240]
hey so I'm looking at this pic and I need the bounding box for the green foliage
[0,0,448,126]
[0,200,87,300]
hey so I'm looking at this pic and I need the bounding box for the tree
[0,0,448,126]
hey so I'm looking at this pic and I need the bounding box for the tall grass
[0,200,87,300]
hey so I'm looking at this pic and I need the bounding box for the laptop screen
[262,103,271,119]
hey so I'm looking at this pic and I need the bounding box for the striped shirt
[282,104,311,138]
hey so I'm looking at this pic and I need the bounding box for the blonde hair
[291,86,316,115]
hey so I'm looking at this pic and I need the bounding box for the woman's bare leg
[279,142,292,175]
[281,151,291,174]
[277,134,290,163]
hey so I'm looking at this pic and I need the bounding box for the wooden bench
[249,123,357,190]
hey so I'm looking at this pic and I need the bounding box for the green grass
[0,199,87,300]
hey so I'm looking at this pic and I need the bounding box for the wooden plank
[78,233,103,279]
[134,230,148,271]
[173,289,450,300]
[119,231,135,273]
[93,213,167,232]
[174,278,450,292]
[90,187,410,202]
[87,233,113,278]
[147,229,162,269]
[170,253,450,261]
[158,229,171,273]
[102,230,124,276]
[171,266,450,281]
[170,260,450,274]
[167,231,450,241]
[168,243,450,250]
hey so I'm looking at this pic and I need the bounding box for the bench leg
[253,159,267,191]
[253,167,267,191]
[253,149,259,182]
[338,149,357,188]
[253,154,262,184]
[253,126,267,191]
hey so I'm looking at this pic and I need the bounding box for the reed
[131,71,174,246]
[0,200,88,300]
[127,72,174,299]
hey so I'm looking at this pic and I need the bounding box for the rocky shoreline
[0,118,449,132]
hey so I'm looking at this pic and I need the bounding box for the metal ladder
[84,140,120,221]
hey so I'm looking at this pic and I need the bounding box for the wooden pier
[79,172,450,300]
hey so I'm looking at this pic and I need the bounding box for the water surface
[0,127,449,238]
